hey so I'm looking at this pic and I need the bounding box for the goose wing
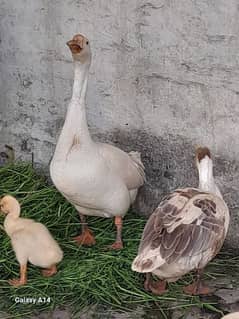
[98,143,145,189]
[132,188,228,273]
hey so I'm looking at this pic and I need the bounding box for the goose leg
[183,269,214,295]
[144,273,151,291]
[42,265,57,277]
[9,264,27,286]
[144,273,167,295]
[73,214,96,246]
[108,216,123,250]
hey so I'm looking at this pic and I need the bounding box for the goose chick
[0,195,63,286]
[132,147,229,296]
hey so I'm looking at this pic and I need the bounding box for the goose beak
[66,40,83,54]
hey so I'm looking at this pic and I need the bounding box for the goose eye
[86,41,89,45]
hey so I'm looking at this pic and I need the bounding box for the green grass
[0,163,237,318]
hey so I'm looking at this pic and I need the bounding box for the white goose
[221,313,239,319]
[132,147,229,295]
[50,34,145,249]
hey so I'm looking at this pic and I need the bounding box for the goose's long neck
[53,60,92,160]
[198,157,222,199]
[72,61,89,100]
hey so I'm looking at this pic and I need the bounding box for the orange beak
[67,40,83,54]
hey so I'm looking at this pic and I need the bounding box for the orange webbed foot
[147,279,167,295]
[8,278,27,287]
[73,229,96,246]
[107,241,123,250]
[183,281,214,295]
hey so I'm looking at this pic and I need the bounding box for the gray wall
[1,1,239,247]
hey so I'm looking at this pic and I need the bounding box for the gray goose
[132,147,229,295]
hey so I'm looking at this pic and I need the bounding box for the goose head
[195,146,222,198]
[195,146,211,167]
[0,195,21,217]
[195,146,213,181]
[67,34,91,63]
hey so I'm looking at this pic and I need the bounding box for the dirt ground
[28,275,239,319]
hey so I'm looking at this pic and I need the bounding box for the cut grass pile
[0,163,237,318]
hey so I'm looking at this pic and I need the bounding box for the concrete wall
[1,1,239,248]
